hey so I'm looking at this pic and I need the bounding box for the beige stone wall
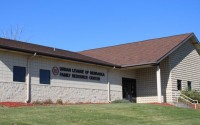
[0,82,26,102]
[0,50,136,103]
[0,51,27,102]
[31,84,108,103]
[30,57,108,90]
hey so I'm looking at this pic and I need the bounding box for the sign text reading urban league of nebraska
[52,66,105,81]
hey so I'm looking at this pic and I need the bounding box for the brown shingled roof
[80,33,194,67]
[0,38,118,67]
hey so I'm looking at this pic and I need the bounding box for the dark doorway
[122,78,136,102]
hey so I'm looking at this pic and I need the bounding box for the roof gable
[80,33,194,67]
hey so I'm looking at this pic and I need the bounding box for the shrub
[43,99,54,104]
[181,90,200,102]
[56,99,63,105]
[32,100,43,105]
[112,99,131,103]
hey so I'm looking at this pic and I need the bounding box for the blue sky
[1,0,200,51]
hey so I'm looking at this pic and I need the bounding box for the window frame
[40,69,51,84]
[177,80,182,91]
[13,66,26,82]
[187,81,192,91]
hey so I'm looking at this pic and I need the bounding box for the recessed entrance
[122,78,136,102]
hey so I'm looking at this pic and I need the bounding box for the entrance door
[122,78,136,102]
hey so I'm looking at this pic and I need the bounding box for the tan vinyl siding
[169,40,200,101]
[136,67,158,103]
[160,57,172,102]
[136,57,170,103]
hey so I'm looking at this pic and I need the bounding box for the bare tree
[1,25,24,40]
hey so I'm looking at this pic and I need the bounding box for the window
[177,80,182,90]
[187,81,192,91]
[13,66,26,82]
[40,69,50,84]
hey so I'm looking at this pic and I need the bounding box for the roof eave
[121,62,157,69]
[0,45,118,68]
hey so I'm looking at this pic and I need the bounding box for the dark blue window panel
[40,69,50,84]
[177,80,182,90]
[13,66,26,82]
[187,81,192,91]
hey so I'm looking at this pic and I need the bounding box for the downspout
[25,52,37,103]
[107,69,110,103]
[107,66,115,103]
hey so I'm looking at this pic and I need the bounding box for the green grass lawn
[0,103,200,125]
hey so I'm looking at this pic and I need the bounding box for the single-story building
[0,33,200,103]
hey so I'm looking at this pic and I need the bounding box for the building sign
[52,66,59,76]
[52,66,105,81]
